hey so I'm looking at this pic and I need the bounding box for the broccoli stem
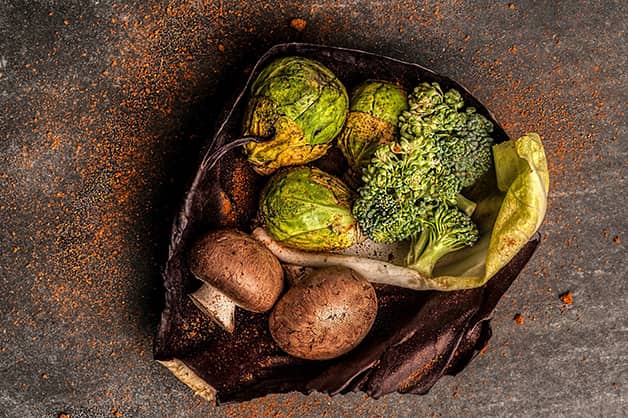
[405,205,479,277]
[405,229,428,267]
[407,241,452,277]
[455,194,477,216]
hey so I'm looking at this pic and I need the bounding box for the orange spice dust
[1,1,249,414]
[290,18,307,31]
[559,291,573,305]
[1,1,616,415]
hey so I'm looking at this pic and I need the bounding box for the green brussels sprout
[337,81,408,183]
[260,167,360,251]
[242,56,349,175]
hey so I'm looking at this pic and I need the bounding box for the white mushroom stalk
[252,227,454,291]
[189,284,237,333]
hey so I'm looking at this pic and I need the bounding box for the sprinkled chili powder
[560,291,573,305]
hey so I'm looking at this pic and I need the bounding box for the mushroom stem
[252,227,455,291]
[189,284,236,333]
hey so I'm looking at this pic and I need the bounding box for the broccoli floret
[353,189,435,243]
[404,84,494,187]
[353,140,433,243]
[406,205,479,277]
[402,84,465,137]
[353,81,494,244]
[449,110,494,187]
[353,136,456,243]
[407,82,445,115]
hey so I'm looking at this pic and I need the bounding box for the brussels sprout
[337,81,408,183]
[259,167,360,251]
[242,57,349,175]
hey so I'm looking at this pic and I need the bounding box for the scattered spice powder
[398,355,442,391]
[433,4,441,18]
[559,291,573,305]
[1,1,616,414]
[290,18,307,31]
[2,0,242,413]
[479,343,489,355]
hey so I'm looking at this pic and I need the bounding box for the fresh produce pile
[186,56,549,361]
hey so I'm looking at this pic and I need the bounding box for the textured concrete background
[0,0,626,417]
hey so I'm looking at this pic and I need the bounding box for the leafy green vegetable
[242,56,349,175]
[259,166,360,251]
[412,132,549,289]
[483,132,549,279]
[353,82,494,244]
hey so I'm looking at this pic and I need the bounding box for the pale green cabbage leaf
[422,132,549,289]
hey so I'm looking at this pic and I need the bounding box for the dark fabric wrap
[154,43,539,404]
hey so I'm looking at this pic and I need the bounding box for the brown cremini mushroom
[188,229,284,333]
[269,266,378,360]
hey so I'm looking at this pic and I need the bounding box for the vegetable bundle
[248,56,548,289]
[160,47,550,403]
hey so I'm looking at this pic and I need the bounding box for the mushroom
[269,266,378,360]
[188,229,284,333]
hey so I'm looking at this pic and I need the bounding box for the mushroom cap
[269,266,378,360]
[189,229,284,312]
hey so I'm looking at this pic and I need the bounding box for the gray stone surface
[0,0,626,417]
